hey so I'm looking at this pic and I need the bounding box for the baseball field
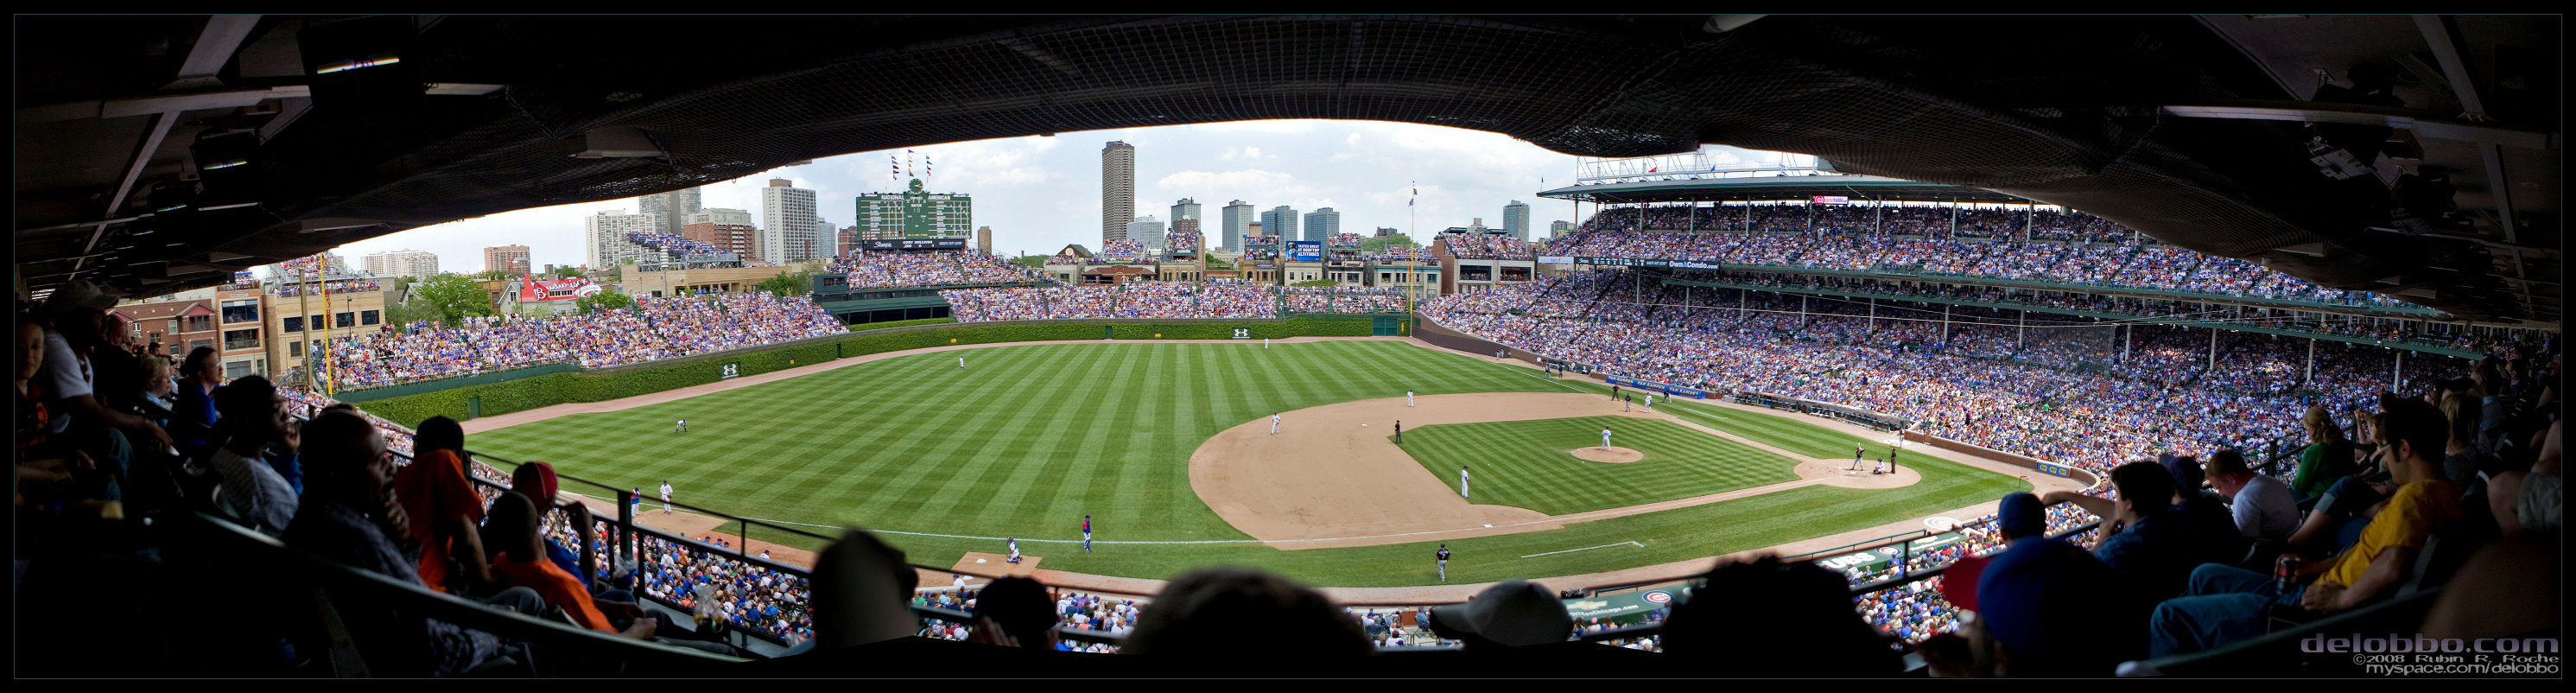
[466,339,2035,588]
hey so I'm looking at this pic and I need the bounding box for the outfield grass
[471,342,2029,586]
[1399,416,1800,515]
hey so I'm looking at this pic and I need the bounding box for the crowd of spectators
[271,279,384,297]
[1540,222,2405,307]
[1437,232,1534,260]
[941,282,1315,321]
[828,251,1031,289]
[1281,286,1410,314]
[315,289,844,389]
[627,232,726,257]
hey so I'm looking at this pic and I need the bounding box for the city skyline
[301,120,1797,275]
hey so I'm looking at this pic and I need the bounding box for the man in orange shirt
[484,492,657,639]
[396,416,492,594]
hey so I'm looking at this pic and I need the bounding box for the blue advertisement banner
[1288,241,1323,262]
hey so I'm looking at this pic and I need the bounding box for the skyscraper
[758,179,821,263]
[1127,215,1166,251]
[1263,206,1299,245]
[638,187,702,236]
[482,245,531,276]
[1220,200,1254,251]
[1101,141,1135,245]
[682,208,754,228]
[583,210,660,268]
[1302,207,1340,243]
[1549,219,1576,238]
[976,226,993,255]
[1503,200,1531,242]
[360,250,441,280]
[1170,198,1202,228]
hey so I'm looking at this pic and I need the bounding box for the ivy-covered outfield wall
[353,316,1391,428]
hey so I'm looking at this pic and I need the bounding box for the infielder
[1644,394,1653,411]
[1006,537,1023,563]
[1622,394,1631,411]
[1436,544,1451,581]
[1459,466,1470,498]
[1271,414,1282,435]
[1601,427,1613,452]
[659,480,674,514]
[1407,389,1414,407]
[1082,515,1093,553]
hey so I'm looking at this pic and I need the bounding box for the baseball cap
[511,461,560,506]
[1427,580,1572,647]
[45,280,121,311]
[1997,492,2044,538]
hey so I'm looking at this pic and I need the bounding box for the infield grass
[1398,416,1800,515]
[464,341,2029,586]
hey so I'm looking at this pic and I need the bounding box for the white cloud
[1155,168,1309,197]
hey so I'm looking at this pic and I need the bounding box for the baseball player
[1006,537,1022,563]
[676,418,687,433]
[1082,515,1094,553]
[959,356,966,369]
[1611,384,1620,401]
[1622,394,1631,411]
[1601,427,1613,452]
[1459,466,1469,498]
[659,480,673,514]
[1644,394,1653,411]
[1393,420,1402,444]
[1271,413,1281,435]
[1436,544,1452,581]
[1852,443,1865,470]
[1875,456,1888,474]
[1407,389,1414,407]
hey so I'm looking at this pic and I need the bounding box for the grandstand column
[2209,327,2219,372]
[2306,339,2317,383]
[619,488,638,573]
[2017,309,2025,348]
[1941,304,1951,345]
[2394,349,2404,390]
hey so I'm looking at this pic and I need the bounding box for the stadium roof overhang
[14,15,2558,325]
[1536,175,2027,206]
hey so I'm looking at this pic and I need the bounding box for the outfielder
[1436,544,1451,581]
[959,356,966,369]
[676,419,688,433]
[1601,427,1613,452]
[1271,414,1282,435]
[1459,466,1469,498]
[1082,515,1093,553]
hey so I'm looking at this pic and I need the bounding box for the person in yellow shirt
[2146,396,2461,658]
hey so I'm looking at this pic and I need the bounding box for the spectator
[2290,406,2356,499]
[204,376,299,536]
[969,576,1059,649]
[2205,448,2299,544]
[1968,493,2124,676]
[1422,579,1573,650]
[1123,567,1371,658]
[396,416,494,595]
[283,409,530,676]
[36,280,174,503]
[482,492,659,640]
[795,528,919,653]
[1663,555,1902,674]
[2147,396,2464,657]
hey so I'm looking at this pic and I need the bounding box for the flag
[1647,168,1658,173]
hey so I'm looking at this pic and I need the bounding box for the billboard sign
[1811,195,1850,205]
[1288,241,1323,262]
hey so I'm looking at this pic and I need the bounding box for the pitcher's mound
[955,552,1043,577]
[1570,446,1645,463]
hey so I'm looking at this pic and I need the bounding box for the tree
[757,270,815,297]
[574,290,634,315]
[554,266,586,280]
[1359,234,1419,253]
[476,269,510,282]
[383,298,442,328]
[409,273,497,326]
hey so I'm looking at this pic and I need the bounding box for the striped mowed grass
[1398,416,1800,515]
[464,340,2030,586]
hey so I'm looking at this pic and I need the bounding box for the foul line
[1521,541,1644,558]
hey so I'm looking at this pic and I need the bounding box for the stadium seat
[2116,588,2446,677]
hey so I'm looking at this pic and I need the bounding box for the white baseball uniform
[1407,390,1414,407]
[1459,467,1469,498]
[1272,415,1281,434]
[660,483,673,513]
[1602,428,1613,451]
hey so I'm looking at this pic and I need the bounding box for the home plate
[955,552,1042,577]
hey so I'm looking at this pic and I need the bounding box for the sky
[307,119,1800,275]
